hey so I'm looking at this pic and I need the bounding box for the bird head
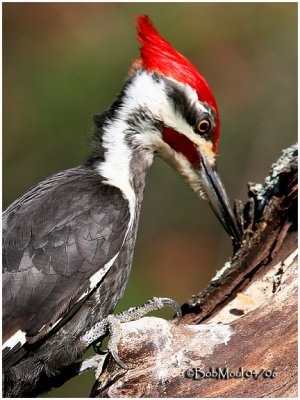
[126,16,241,244]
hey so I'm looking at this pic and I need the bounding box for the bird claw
[83,297,182,370]
[158,297,182,320]
[110,349,129,370]
[106,297,182,369]
[93,343,108,356]
[105,315,129,369]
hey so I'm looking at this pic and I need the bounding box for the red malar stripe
[162,127,200,167]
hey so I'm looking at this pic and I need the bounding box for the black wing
[3,166,130,356]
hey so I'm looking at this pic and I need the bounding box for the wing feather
[3,166,130,359]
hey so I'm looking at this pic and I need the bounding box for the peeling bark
[91,144,298,398]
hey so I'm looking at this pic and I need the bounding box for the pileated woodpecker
[3,16,241,397]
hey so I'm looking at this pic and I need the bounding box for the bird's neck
[90,78,158,218]
[97,120,153,194]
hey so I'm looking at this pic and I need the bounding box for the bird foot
[83,297,182,369]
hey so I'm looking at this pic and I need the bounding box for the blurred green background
[3,2,297,397]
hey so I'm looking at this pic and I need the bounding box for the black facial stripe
[163,77,217,140]
[165,80,199,127]
[126,106,162,133]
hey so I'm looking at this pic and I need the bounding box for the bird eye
[197,119,211,134]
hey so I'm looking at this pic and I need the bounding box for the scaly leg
[82,297,181,369]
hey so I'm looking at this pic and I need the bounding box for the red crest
[136,15,220,152]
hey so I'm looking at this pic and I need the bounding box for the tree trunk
[91,144,298,398]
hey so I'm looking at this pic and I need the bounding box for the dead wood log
[91,144,297,398]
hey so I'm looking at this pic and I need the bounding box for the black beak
[198,148,242,245]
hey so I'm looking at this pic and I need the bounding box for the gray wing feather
[3,166,130,346]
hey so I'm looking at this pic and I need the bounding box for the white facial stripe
[199,102,210,113]
[123,72,166,116]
